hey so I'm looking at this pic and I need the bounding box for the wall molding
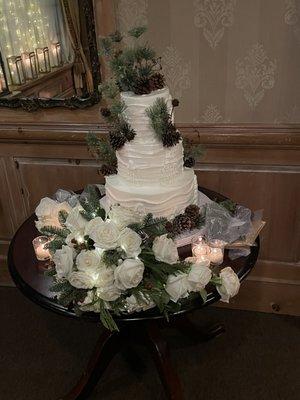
[0,123,300,146]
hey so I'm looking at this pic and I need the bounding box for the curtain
[60,0,94,94]
[0,0,73,66]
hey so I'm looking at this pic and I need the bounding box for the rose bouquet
[35,185,240,331]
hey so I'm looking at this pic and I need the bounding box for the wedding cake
[104,87,198,218]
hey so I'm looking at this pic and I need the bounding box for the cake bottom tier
[104,169,198,218]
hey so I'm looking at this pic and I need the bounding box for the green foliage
[86,132,117,167]
[102,249,124,266]
[110,99,126,119]
[146,98,169,140]
[58,210,68,226]
[99,79,119,99]
[79,185,106,221]
[44,267,56,277]
[50,280,73,293]
[182,137,205,161]
[100,26,164,94]
[210,275,222,286]
[99,300,119,331]
[128,213,168,239]
[219,199,237,215]
[50,280,87,308]
[140,249,189,284]
[99,37,113,56]
[128,25,147,38]
[109,30,123,43]
[199,289,207,303]
[44,238,64,253]
[39,225,70,238]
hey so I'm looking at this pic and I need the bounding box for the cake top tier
[120,87,172,142]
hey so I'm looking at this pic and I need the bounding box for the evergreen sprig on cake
[99,26,164,95]
[146,97,181,147]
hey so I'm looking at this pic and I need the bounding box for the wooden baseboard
[216,278,300,316]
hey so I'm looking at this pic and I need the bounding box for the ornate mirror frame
[0,0,101,112]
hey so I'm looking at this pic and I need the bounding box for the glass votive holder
[207,239,226,265]
[191,236,211,261]
[32,236,51,261]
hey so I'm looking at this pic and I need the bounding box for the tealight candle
[32,236,51,261]
[191,236,211,259]
[207,239,226,265]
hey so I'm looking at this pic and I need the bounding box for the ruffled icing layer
[117,88,182,185]
[105,169,198,219]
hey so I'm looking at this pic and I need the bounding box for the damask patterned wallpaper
[114,0,300,124]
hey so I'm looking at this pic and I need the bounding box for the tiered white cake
[105,87,198,218]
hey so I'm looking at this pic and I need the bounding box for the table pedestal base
[59,316,225,400]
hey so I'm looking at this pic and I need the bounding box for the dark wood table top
[8,186,259,323]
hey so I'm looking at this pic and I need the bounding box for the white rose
[125,293,155,313]
[94,266,121,301]
[114,259,144,290]
[152,234,179,265]
[68,271,96,289]
[217,267,240,303]
[187,260,212,292]
[79,290,100,312]
[96,285,121,302]
[65,205,87,232]
[108,205,142,230]
[119,228,142,257]
[76,249,102,271]
[89,219,120,250]
[35,198,71,230]
[53,245,74,279]
[84,217,103,236]
[165,273,189,302]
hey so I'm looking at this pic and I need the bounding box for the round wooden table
[8,187,259,400]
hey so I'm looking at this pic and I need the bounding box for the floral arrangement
[35,185,240,331]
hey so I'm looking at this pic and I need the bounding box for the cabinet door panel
[15,158,103,215]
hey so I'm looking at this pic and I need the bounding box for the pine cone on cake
[100,107,111,118]
[172,98,180,107]
[184,157,195,168]
[172,214,193,234]
[109,131,127,150]
[149,72,165,91]
[120,121,136,142]
[100,164,117,176]
[133,78,152,95]
[185,204,200,220]
[162,123,181,147]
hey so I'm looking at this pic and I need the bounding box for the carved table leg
[145,321,184,400]
[59,329,123,400]
[174,315,225,343]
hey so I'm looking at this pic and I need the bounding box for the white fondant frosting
[105,87,198,218]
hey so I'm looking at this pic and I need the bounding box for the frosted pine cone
[184,157,195,168]
[149,72,165,91]
[109,131,127,150]
[185,204,200,220]
[100,164,117,176]
[133,78,151,95]
[162,122,181,147]
[172,214,192,234]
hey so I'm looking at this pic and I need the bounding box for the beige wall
[114,0,300,123]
